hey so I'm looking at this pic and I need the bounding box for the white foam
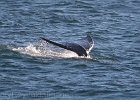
[12,43,79,58]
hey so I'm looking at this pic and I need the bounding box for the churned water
[0,0,140,100]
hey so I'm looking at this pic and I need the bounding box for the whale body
[40,35,94,57]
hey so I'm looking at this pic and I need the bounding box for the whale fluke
[40,35,93,57]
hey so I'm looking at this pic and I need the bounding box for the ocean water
[0,0,140,100]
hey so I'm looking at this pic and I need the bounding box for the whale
[40,35,94,57]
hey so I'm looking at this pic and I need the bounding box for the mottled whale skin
[40,35,94,57]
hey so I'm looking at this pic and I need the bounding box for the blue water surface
[0,0,140,100]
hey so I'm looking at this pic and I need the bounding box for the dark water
[0,0,140,99]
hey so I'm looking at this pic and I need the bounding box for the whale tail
[40,35,94,57]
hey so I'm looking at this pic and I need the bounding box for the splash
[12,43,79,58]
